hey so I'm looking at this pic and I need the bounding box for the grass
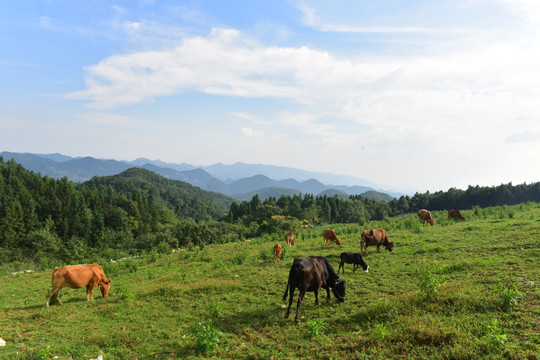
[0,204,539,359]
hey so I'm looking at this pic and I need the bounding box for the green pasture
[1,204,539,359]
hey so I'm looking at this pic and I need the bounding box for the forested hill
[81,167,233,219]
[0,159,236,265]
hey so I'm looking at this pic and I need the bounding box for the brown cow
[274,243,283,262]
[323,229,342,246]
[448,208,466,221]
[418,209,435,226]
[360,229,394,255]
[285,232,295,246]
[46,264,111,307]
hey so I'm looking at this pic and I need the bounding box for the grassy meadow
[1,203,539,359]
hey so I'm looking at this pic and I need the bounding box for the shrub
[496,282,521,310]
[193,321,222,353]
[374,323,387,340]
[230,253,248,265]
[482,319,508,350]
[114,282,134,302]
[306,319,325,337]
[123,259,138,273]
[259,249,272,261]
[418,267,445,299]
[281,246,290,261]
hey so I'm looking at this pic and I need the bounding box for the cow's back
[323,229,337,239]
[52,264,98,288]
[418,209,431,220]
[362,229,385,244]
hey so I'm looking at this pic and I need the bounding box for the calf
[418,209,436,226]
[285,232,295,246]
[46,264,111,307]
[338,252,369,274]
[283,256,346,323]
[323,229,342,246]
[360,229,394,255]
[448,208,466,221]
[273,243,282,262]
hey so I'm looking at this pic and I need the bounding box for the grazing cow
[285,232,295,246]
[338,252,369,274]
[45,264,111,307]
[283,256,346,323]
[274,243,282,262]
[323,229,342,246]
[360,229,394,255]
[448,208,466,221]
[418,209,436,226]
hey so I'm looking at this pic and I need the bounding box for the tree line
[1,156,539,267]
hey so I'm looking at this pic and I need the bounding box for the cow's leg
[295,290,305,324]
[314,290,320,305]
[46,286,61,307]
[56,287,63,305]
[353,263,358,273]
[86,285,95,301]
[376,244,380,252]
[285,286,295,319]
[338,260,344,274]
[325,287,331,301]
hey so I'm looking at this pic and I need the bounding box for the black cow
[283,256,346,323]
[338,252,369,274]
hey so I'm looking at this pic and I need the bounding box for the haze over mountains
[0,152,398,201]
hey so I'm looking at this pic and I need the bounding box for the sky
[1,0,540,193]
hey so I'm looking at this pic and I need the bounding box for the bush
[418,267,445,299]
[230,253,248,265]
[114,282,134,302]
[496,282,521,310]
[193,321,222,353]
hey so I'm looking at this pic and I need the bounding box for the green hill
[1,204,538,359]
[82,167,234,219]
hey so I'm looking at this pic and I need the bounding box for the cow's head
[336,238,342,246]
[386,241,394,252]
[332,279,346,302]
[429,219,436,226]
[98,279,111,297]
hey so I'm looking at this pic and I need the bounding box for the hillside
[1,204,538,359]
[81,167,234,218]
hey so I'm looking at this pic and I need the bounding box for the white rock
[0,338,6,346]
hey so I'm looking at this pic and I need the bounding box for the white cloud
[506,131,540,143]
[241,127,264,137]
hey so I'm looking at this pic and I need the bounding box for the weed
[114,282,134,302]
[418,267,445,299]
[208,302,223,318]
[281,245,290,261]
[374,323,387,340]
[482,319,508,349]
[259,249,272,261]
[124,260,138,273]
[193,321,222,353]
[230,253,248,265]
[496,282,521,310]
[306,318,325,337]
[39,345,51,360]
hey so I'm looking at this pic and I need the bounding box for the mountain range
[0,151,398,201]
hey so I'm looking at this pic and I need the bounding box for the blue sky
[1,0,540,193]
